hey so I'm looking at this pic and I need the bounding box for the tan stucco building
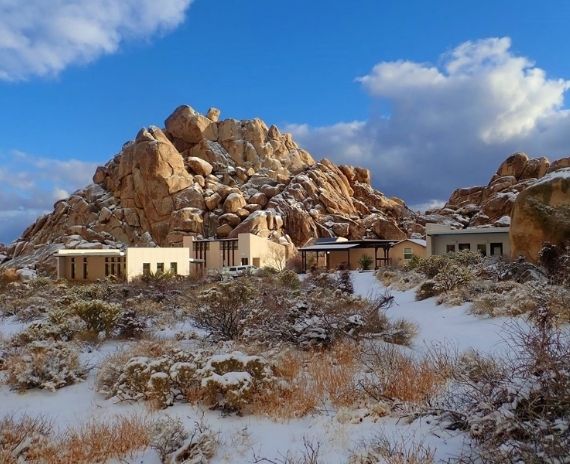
[426,224,510,257]
[55,233,288,282]
[390,239,426,267]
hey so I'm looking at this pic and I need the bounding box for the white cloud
[0,0,192,80]
[0,150,99,243]
[290,37,570,206]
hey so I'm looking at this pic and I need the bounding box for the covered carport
[299,239,396,273]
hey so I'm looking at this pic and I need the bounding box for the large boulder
[223,192,247,213]
[186,157,213,176]
[510,168,570,262]
[165,105,218,144]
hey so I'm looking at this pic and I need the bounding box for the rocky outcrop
[4,105,422,271]
[510,168,570,261]
[431,153,569,228]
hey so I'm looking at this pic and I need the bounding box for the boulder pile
[4,105,421,270]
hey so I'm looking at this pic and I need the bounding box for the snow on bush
[199,351,275,412]
[4,340,86,391]
[99,346,203,408]
[440,307,570,463]
[98,344,276,413]
[150,416,218,464]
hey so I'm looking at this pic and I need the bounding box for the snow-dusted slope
[0,272,522,463]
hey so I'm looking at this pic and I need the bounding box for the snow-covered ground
[0,272,520,463]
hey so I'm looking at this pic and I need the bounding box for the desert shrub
[0,415,149,464]
[304,270,337,291]
[414,254,448,278]
[0,268,20,286]
[116,308,146,338]
[441,306,570,463]
[193,279,257,340]
[0,415,53,463]
[277,269,301,289]
[415,280,437,300]
[253,437,321,464]
[359,254,373,271]
[539,242,570,286]
[200,351,276,412]
[349,434,435,464]
[337,270,354,294]
[150,416,188,462]
[64,282,112,302]
[433,263,473,293]
[360,344,449,405]
[4,340,86,391]
[470,281,570,321]
[285,253,303,273]
[69,299,122,336]
[98,344,203,408]
[98,342,275,413]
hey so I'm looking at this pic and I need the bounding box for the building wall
[126,248,190,281]
[184,234,288,274]
[428,232,511,257]
[391,241,426,267]
[57,255,124,281]
[238,234,288,269]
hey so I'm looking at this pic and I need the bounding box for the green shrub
[359,255,373,271]
[277,269,300,289]
[69,299,122,336]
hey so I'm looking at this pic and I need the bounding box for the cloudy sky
[1,0,570,242]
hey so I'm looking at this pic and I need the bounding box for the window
[490,243,504,256]
[156,263,164,274]
[241,257,249,265]
[446,244,456,253]
[105,257,109,277]
[458,243,471,251]
[403,247,413,260]
[170,262,178,275]
[110,257,115,276]
[71,258,76,279]
[477,244,487,256]
[143,263,151,276]
[83,257,88,279]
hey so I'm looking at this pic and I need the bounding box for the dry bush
[0,415,149,464]
[253,437,321,464]
[4,340,86,391]
[470,281,570,321]
[349,434,435,464]
[360,344,449,406]
[377,268,424,291]
[0,268,20,286]
[57,415,149,463]
[0,415,53,463]
[441,306,570,463]
[150,416,218,463]
[251,342,364,419]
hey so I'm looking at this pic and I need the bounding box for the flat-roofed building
[55,233,289,281]
[426,224,510,258]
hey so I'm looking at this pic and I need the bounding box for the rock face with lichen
[510,168,570,261]
[3,105,421,272]
[429,152,569,229]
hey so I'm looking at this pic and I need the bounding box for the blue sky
[1,0,570,242]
